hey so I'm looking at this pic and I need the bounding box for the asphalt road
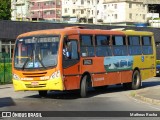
[0,77,160,120]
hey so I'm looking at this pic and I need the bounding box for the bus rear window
[142,36,153,55]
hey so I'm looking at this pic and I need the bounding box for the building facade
[62,0,98,23]
[98,0,148,25]
[11,0,30,21]
[62,0,148,24]
[11,0,151,24]
[30,0,62,21]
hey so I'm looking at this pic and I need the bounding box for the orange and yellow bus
[12,26,156,97]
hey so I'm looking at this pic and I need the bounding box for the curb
[131,89,160,105]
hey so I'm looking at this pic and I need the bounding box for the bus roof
[17,26,153,38]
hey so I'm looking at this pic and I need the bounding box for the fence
[0,53,12,84]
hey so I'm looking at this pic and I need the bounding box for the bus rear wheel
[38,90,47,97]
[80,75,88,98]
[123,70,141,90]
[131,70,141,90]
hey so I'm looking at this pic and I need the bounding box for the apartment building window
[73,9,75,14]
[31,12,34,15]
[44,11,50,15]
[114,14,117,19]
[45,1,51,5]
[81,0,84,5]
[129,13,132,19]
[57,10,61,14]
[57,1,61,5]
[32,2,35,6]
[114,4,117,9]
[143,14,145,19]
[97,10,99,15]
[104,5,106,9]
[50,11,55,14]
[65,8,67,13]
[87,0,90,4]
[37,2,40,6]
[81,10,84,14]
[129,3,132,8]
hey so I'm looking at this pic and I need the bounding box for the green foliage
[0,63,12,84]
[0,0,11,20]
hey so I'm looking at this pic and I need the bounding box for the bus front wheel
[80,75,88,98]
[131,70,141,90]
[38,90,47,97]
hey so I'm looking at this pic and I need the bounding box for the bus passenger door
[62,35,80,90]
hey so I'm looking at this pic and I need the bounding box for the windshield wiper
[22,49,34,70]
[36,55,46,69]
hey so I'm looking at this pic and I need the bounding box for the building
[30,0,62,21]
[62,0,98,23]
[98,0,148,25]
[62,0,148,25]
[11,0,30,21]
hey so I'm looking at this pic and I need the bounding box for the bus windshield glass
[14,36,59,69]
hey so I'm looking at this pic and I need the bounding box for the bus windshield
[14,36,59,69]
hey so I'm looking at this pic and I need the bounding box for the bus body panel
[13,77,64,91]
[12,66,64,91]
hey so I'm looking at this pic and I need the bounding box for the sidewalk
[133,85,160,105]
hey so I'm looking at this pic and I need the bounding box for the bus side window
[128,36,142,55]
[80,35,94,57]
[142,36,153,55]
[95,35,112,56]
[112,36,127,56]
[63,40,78,59]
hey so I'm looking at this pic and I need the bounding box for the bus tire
[80,75,88,98]
[38,90,47,97]
[131,70,141,90]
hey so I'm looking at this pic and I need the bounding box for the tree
[0,0,11,20]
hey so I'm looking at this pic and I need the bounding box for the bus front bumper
[12,77,64,91]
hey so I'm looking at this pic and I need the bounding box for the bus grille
[25,84,46,88]
[23,72,47,78]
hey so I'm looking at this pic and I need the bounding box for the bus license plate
[31,82,39,86]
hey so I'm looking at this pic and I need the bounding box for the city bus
[12,26,156,97]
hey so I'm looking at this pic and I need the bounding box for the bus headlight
[50,70,60,79]
[13,74,20,80]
